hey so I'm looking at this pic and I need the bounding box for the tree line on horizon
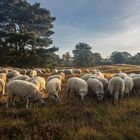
[0,0,140,68]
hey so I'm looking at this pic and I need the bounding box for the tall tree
[73,42,94,67]
[0,0,57,67]
[62,52,71,65]
[110,51,131,64]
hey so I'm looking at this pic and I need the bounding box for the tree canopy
[73,43,95,67]
[0,0,58,67]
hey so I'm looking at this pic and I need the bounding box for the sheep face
[50,91,59,101]
[79,89,87,100]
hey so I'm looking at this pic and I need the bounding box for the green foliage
[73,42,95,67]
[0,0,57,67]
[110,51,132,64]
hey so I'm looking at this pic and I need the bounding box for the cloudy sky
[29,0,140,58]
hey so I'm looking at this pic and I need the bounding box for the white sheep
[0,79,5,96]
[11,75,30,81]
[113,72,128,79]
[6,80,45,108]
[108,77,125,103]
[45,78,61,101]
[47,73,65,82]
[67,77,88,101]
[81,74,92,81]
[7,70,20,80]
[0,73,7,83]
[27,76,46,91]
[87,78,104,101]
[90,77,109,91]
[124,77,134,97]
[64,69,73,75]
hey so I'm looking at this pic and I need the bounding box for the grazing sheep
[64,69,73,75]
[20,69,27,75]
[87,78,104,101]
[74,69,82,75]
[6,80,45,108]
[0,73,7,83]
[47,73,65,82]
[45,78,61,101]
[29,70,37,77]
[123,77,134,97]
[53,69,59,74]
[27,76,46,91]
[67,77,88,101]
[34,69,44,76]
[83,69,90,73]
[7,70,20,80]
[81,74,92,81]
[108,77,125,103]
[113,72,128,79]
[11,75,30,81]
[91,77,109,91]
[0,79,5,96]
[0,68,8,74]
[132,77,140,95]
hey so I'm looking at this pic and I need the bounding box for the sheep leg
[26,99,30,109]
[12,95,16,107]
[6,96,10,108]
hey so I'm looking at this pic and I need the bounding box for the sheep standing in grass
[124,77,134,97]
[113,72,128,79]
[108,77,125,103]
[7,70,20,80]
[47,73,65,82]
[27,76,46,91]
[6,80,45,108]
[11,75,30,81]
[90,77,109,92]
[67,77,88,101]
[45,78,61,101]
[74,69,82,75]
[81,74,92,81]
[0,79,5,96]
[132,77,140,96]
[87,78,104,101]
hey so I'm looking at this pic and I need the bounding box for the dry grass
[0,65,140,140]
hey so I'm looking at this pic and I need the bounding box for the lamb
[67,77,88,101]
[27,76,46,91]
[45,78,61,101]
[123,77,134,97]
[11,75,30,81]
[81,74,92,81]
[87,78,104,101]
[108,77,125,103]
[6,80,45,108]
[0,79,5,96]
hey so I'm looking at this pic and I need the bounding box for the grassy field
[0,65,140,140]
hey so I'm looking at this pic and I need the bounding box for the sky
[28,0,140,58]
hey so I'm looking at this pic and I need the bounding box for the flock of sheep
[0,67,140,109]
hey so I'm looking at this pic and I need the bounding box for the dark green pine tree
[0,0,58,67]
